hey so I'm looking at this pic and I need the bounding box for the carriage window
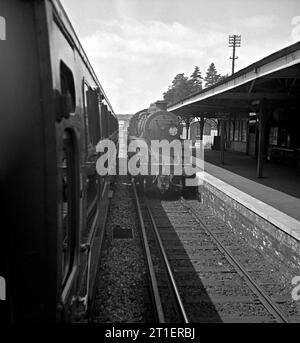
[280,128,291,147]
[269,127,278,145]
[101,104,108,138]
[230,121,234,141]
[241,120,247,142]
[60,130,78,286]
[234,120,239,141]
[0,16,6,40]
[83,83,101,146]
[226,121,230,139]
[60,61,75,112]
[82,82,99,216]
[83,82,92,147]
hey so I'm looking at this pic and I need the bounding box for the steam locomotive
[128,101,187,193]
[0,0,118,322]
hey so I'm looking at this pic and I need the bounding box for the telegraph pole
[228,34,241,75]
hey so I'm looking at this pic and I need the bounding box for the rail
[145,198,189,323]
[181,197,290,323]
[132,178,189,323]
[132,178,165,322]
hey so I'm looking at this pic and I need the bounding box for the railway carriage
[0,0,118,322]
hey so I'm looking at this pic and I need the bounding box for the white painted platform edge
[195,169,300,242]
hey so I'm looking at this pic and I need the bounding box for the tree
[219,74,229,82]
[189,66,203,93]
[163,73,191,105]
[163,86,175,104]
[204,63,221,88]
[163,64,228,105]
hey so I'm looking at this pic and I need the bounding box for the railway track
[180,197,290,323]
[132,179,188,323]
[133,180,291,323]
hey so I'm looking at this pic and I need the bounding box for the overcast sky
[61,0,300,114]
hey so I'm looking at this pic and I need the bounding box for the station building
[169,41,300,177]
[168,41,300,273]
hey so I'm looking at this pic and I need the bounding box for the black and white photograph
[1,0,300,329]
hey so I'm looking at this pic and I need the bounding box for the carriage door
[59,129,80,318]
[58,62,80,319]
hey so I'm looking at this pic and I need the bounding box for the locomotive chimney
[155,100,168,111]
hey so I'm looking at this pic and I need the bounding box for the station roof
[168,41,300,118]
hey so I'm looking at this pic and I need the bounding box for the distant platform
[203,149,300,199]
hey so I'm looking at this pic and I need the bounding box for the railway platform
[203,149,300,221]
[193,150,300,281]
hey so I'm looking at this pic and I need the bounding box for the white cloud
[80,15,289,113]
[81,18,230,112]
[82,18,226,63]
[60,0,299,113]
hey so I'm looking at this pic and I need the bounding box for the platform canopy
[168,41,300,119]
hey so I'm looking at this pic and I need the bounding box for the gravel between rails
[91,176,154,323]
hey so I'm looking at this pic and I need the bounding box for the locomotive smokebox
[154,100,168,111]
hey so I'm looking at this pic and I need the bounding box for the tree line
[163,63,228,106]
